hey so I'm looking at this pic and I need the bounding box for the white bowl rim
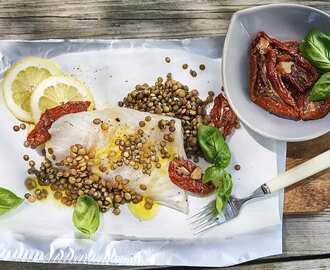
[222,3,330,142]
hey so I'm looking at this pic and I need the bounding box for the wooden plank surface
[210,258,330,270]
[0,0,329,269]
[0,0,329,39]
[285,132,330,214]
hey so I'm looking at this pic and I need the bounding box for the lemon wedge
[30,75,95,122]
[2,56,62,122]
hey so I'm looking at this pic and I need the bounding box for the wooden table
[1,0,330,269]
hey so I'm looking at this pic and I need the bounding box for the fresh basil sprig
[197,125,233,214]
[309,72,330,101]
[300,29,330,73]
[73,195,100,237]
[197,125,231,168]
[0,187,23,215]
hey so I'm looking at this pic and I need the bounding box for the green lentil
[101,122,109,131]
[93,118,102,125]
[28,194,37,203]
[23,141,30,148]
[234,164,241,171]
[29,160,35,167]
[20,123,26,130]
[190,70,197,77]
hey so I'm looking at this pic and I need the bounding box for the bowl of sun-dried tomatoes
[222,4,330,141]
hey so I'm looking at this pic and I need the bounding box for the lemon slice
[30,75,94,122]
[3,56,62,122]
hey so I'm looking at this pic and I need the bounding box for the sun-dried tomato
[277,48,319,93]
[266,48,297,107]
[168,159,215,196]
[27,101,91,148]
[249,31,327,120]
[249,38,300,119]
[297,94,330,121]
[210,92,238,137]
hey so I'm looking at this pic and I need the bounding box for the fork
[190,149,330,235]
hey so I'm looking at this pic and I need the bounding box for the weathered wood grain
[0,0,329,39]
[283,208,330,256]
[284,132,330,214]
[221,258,330,270]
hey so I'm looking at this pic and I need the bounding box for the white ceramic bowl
[222,4,330,142]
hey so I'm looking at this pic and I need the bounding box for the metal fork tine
[228,199,235,209]
[187,201,214,220]
[192,219,215,232]
[193,213,228,235]
[191,208,216,223]
[189,186,266,235]
[187,208,208,221]
[189,208,215,225]
[193,222,218,236]
[192,216,217,231]
[188,198,234,235]
[224,200,235,217]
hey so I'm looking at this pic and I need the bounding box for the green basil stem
[197,124,234,214]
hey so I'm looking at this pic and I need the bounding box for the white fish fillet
[46,106,188,214]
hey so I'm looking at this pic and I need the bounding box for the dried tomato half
[297,95,330,121]
[249,31,327,120]
[266,48,297,108]
[210,92,238,137]
[27,101,90,148]
[249,39,300,119]
[168,159,215,196]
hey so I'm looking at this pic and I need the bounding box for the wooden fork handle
[265,149,330,193]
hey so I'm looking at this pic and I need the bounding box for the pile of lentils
[118,73,214,161]
[23,144,154,215]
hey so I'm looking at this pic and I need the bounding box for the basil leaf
[215,196,224,213]
[309,72,330,101]
[217,174,233,203]
[300,29,330,73]
[215,172,233,214]
[73,195,100,236]
[0,187,23,215]
[219,172,233,197]
[197,125,231,168]
[202,165,224,186]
